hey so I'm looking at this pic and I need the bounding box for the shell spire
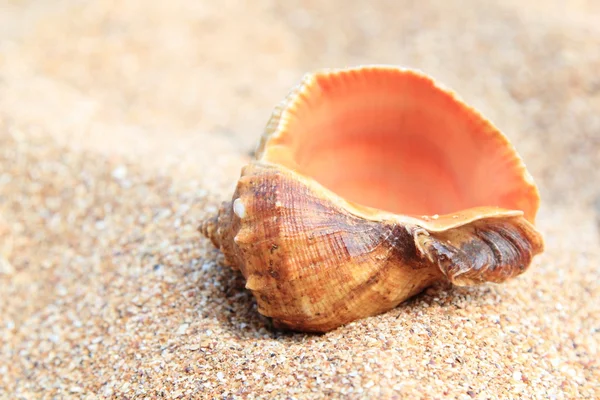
[200,66,544,333]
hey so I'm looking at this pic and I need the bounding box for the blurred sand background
[0,0,599,398]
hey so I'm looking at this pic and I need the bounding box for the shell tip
[199,209,222,248]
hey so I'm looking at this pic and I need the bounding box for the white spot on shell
[432,214,439,220]
[275,200,282,207]
[233,198,246,219]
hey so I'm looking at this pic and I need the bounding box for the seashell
[200,65,544,333]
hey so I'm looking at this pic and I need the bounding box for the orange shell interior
[259,67,540,223]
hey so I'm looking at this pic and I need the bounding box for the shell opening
[259,67,539,222]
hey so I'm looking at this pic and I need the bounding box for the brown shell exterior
[201,163,543,332]
[200,66,545,333]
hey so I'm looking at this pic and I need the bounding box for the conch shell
[201,66,544,333]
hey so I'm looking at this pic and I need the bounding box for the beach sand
[1,0,599,398]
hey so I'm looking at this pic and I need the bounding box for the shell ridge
[419,217,543,286]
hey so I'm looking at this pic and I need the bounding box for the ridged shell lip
[256,65,540,225]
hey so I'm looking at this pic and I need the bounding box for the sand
[0,0,599,398]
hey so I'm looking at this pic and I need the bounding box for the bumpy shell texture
[201,66,544,333]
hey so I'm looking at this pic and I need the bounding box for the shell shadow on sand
[192,241,513,339]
